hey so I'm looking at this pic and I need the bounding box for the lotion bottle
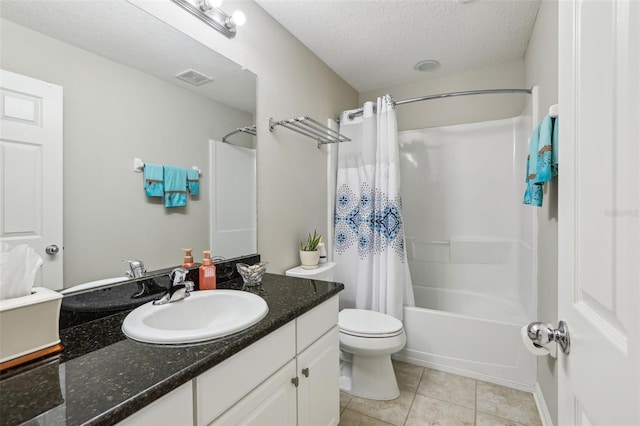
[182,248,195,268]
[199,250,217,290]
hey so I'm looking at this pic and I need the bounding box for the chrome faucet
[153,267,194,305]
[123,259,147,279]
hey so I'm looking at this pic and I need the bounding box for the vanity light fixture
[171,0,246,39]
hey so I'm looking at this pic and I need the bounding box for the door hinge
[291,377,299,387]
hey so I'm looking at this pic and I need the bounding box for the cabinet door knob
[302,368,309,378]
[291,377,299,387]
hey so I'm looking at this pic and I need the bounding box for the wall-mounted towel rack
[269,116,350,148]
[222,125,256,143]
[133,157,201,175]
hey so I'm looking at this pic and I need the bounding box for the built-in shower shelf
[269,116,350,148]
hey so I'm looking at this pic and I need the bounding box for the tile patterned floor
[339,361,542,426]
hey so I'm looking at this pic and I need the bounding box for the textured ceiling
[0,0,256,113]
[256,0,541,92]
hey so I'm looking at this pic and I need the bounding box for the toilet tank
[285,262,336,281]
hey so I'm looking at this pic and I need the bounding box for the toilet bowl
[285,262,406,401]
[338,308,405,400]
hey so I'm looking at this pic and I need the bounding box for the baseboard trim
[533,382,554,426]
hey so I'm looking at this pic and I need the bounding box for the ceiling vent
[176,69,213,86]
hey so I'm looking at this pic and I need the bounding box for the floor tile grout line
[348,407,396,426]
[402,365,425,425]
[474,379,478,426]
[344,390,413,426]
[402,390,417,426]
[412,391,477,412]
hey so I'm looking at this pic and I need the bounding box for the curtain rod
[345,88,532,120]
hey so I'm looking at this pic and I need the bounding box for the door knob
[45,244,60,255]
[526,320,570,354]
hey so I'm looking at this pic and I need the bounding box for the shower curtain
[333,95,414,320]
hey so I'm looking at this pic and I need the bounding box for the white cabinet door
[211,359,297,426]
[196,322,296,425]
[0,70,63,289]
[558,0,640,425]
[297,326,340,426]
[117,382,193,426]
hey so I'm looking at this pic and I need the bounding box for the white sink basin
[122,290,268,344]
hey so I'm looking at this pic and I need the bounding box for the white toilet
[285,262,406,400]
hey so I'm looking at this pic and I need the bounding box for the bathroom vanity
[0,269,343,425]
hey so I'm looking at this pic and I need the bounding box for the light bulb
[231,10,246,26]
[210,0,223,7]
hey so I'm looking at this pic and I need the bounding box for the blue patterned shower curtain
[333,95,414,320]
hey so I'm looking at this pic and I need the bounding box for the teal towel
[187,168,200,195]
[143,163,164,197]
[163,165,187,208]
[523,115,559,207]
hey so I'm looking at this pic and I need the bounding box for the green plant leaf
[300,229,323,251]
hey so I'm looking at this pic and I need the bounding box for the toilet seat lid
[338,309,403,337]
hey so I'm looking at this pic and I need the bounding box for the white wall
[359,61,527,131]
[524,0,559,424]
[134,0,359,273]
[0,19,253,285]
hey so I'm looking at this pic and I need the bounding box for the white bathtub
[394,286,536,391]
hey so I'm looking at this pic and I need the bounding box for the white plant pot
[299,250,320,270]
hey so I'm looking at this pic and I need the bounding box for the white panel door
[0,70,63,290]
[558,1,639,424]
[210,139,257,259]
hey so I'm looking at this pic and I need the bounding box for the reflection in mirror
[0,1,257,288]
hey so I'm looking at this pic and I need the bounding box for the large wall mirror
[0,1,257,288]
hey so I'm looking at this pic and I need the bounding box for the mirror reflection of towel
[187,168,200,195]
[163,165,187,208]
[143,163,164,197]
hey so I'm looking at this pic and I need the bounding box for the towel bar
[133,158,201,175]
[269,116,350,148]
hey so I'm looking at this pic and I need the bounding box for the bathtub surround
[334,96,414,320]
[395,114,536,389]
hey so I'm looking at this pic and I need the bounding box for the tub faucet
[124,259,147,279]
[153,267,194,305]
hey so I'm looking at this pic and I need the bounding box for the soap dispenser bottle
[199,250,217,290]
[182,248,195,268]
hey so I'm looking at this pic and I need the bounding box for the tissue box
[0,287,63,370]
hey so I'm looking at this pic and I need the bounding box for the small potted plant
[299,230,322,269]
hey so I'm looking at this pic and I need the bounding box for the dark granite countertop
[0,273,343,426]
